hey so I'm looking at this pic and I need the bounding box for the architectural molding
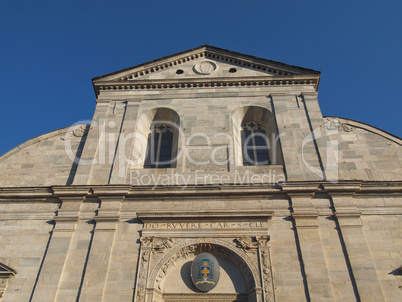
[0,263,16,300]
[94,75,319,95]
[142,238,265,302]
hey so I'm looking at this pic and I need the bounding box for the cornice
[0,181,401,201]
[94,75,319,96]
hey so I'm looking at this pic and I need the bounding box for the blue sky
[1,0,401,156]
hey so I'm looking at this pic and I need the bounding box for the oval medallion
[193,61,217,75]
[191,252,220,292]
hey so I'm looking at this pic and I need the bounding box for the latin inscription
[144,222,264,229]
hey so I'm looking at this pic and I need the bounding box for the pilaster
[332,194,385,301]
[291,194,334,301]
[110,99,141,184]
[88,100,128,185]
[31,197,83,302]
[73,102,110,185]
[271,93,323,181]
[78,196,122,302]
[55,199,98,302]
[301,92,338,182]
[270,93,302,180]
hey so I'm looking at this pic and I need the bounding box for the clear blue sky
[1,0,401,156]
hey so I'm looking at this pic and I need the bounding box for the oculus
[191,252,220,292]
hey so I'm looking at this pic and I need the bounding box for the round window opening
[176,69,184,74]
[229,68,237,73]
[191,252,220,292]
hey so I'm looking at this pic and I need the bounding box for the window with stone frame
[144,123,175,168]
[241,122,271,166]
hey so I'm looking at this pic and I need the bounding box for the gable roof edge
[92,45,321,83]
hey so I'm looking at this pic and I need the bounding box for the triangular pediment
[92,45,320,95]
[0,262,16,277]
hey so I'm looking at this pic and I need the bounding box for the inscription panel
[144,221,265,229]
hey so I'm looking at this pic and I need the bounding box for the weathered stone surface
[0,46,401,302]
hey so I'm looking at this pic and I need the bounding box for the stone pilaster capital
[269,92,288,100]
[291,208,319,228]
[53,216,79,232]
[334,208,362,227]
[301,91,318,99]
[94,215,120,231]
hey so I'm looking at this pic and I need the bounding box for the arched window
[241,122,270,166]
[144,123,175,168]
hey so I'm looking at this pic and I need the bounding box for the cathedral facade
[0,46,401,301]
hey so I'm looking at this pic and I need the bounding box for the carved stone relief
[143,237,266,302]
[236,235,270,252]
[325,117,354,132]
[193,61,218,75]
[135,234,273,302]
[260,249,274,302]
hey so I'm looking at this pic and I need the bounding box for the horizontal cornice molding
[0,181,401,200]
[94,75,319,95]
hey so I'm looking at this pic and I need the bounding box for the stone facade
[0,46,401,301]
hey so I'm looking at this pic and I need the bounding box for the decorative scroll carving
[236,237,259,251]
[152,237,174,254]
[256,235,270,247]
[236,235,270,251]
[73,125,90,137]
[325,118,354,132]
[260,249,274,302]
[135,248,151,302]
[140,236,153,247]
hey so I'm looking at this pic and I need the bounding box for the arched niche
[232,106,283,166]
[147,239,262,302]
[131,107,180,169]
